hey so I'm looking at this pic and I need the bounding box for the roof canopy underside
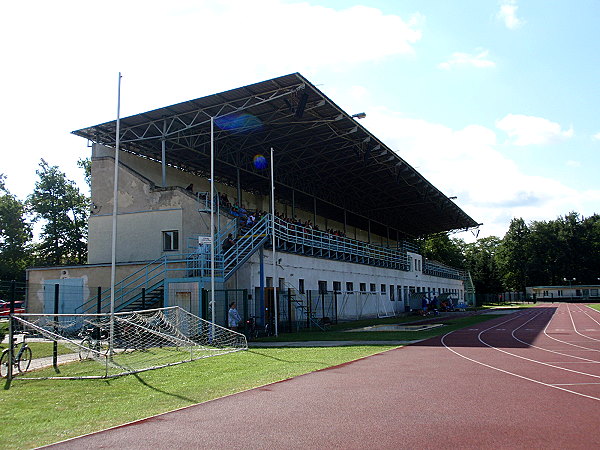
[73,73,478,239]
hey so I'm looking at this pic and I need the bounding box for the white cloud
[497,0,525,29]
[363,108,599,240]
[593,132,600,141]
[0,0,423,200]
[566,160,581,168]
[438,49,496,70]
[496,114,573,146]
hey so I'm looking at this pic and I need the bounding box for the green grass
[0,341,73,359]
[0,346,394,449]
[588,304,600,312]
[256,313,502,342]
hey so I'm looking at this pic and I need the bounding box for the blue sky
[2,0,599,240]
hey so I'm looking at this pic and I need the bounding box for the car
[0,300,25,316]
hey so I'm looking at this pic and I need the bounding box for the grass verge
[0,345,394,449]
[255,313,503,342]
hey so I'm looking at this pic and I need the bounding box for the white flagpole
[210,117,215,333]
[270,147,278,336]
[109,72,122,358]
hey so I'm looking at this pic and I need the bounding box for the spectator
[228,302,242,331]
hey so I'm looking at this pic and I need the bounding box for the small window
[359,283,366,292]
[333,281,341,293]
[318,280,328,294]
[346,282,354,293]
[162,230,179,251]
[370,283,376,292]
[298,279,305,294]
[390,285,395,301]
[557,290,562,297]
[381,284,386,294]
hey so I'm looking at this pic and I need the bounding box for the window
[162,230,179,251]
[370,283,376,292]
[318,280,328,294]
[557,290,563,297]
[266,277,273,288]
[359,283,366,292]
[381,284,386,294]
[346,282,354,293]
[333,281,342,293]
[298,279,305,294]
[390,285,395,301]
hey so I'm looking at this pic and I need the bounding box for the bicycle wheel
[79,336,93,360]
[0,349,11,377]
[17,346,32,373]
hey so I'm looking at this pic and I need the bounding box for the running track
[48,304,600,449]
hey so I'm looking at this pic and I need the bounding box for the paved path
[46,304,600,449]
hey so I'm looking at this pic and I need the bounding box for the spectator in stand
[222,233,235,252]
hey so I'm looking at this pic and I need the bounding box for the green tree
[420,233,466,269]
[27,160,89,266]
[497,218,530,291]
[464,236,503,294]
[0,175,32,280]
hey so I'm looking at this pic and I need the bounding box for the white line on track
[441,308,600,402]
[551,382,600,386]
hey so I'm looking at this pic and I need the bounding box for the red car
[0,300,25,316]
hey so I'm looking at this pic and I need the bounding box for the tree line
[0,159,89,281]
[421,212,600,293]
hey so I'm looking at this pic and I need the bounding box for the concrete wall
[236,249,464,319]
[26,262,150,314]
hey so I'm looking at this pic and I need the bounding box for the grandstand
[26,73,478,328]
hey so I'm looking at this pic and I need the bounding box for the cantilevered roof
[73,73,478,238]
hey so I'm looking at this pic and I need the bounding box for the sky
[2,0,599,241]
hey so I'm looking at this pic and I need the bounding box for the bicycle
[78,326,109,360]
[244,316,259,340]
[1,333,32,377]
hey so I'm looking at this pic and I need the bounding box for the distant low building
[527,285,600,301]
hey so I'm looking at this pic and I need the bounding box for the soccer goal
[4,306,247,381]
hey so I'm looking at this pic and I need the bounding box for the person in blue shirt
[228,302,242,331]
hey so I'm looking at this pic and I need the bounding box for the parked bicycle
[245,316,259,340]
[0,333,32,377]
[78,326,109,360]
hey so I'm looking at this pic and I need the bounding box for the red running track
[47,304,600,449]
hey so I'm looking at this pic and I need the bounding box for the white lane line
[542,305,600,354]
[551,383,600,386]
[441,329,600,402]
[508,311,600,363]
[567,304,600,343]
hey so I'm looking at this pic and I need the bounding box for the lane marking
[551,383,600,386]
[441,308,600,402]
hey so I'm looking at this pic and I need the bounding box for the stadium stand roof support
[73,73,478,239]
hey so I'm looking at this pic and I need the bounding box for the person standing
[228,302,242,331]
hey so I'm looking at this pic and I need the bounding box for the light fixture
[351,112,366,119]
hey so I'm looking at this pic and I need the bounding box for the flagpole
[109,72,122,358]
[210,117,215,333]
[270,147,278,336]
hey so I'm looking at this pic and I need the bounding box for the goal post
[4,306,247,382]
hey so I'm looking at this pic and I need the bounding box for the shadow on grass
[247,349,332,366]
[131,373,198,404]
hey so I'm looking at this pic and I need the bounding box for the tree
[27,160,89,266]
[497,218,530,291]
[464,236,503,294]
[420,233,466,269]
[0,175,32,280]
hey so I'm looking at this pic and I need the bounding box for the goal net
[6,306,247,380]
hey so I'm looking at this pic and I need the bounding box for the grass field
[0,312,510,448]
[1,345,395,449]
[589,304,600,312]
[256,312,509,342]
